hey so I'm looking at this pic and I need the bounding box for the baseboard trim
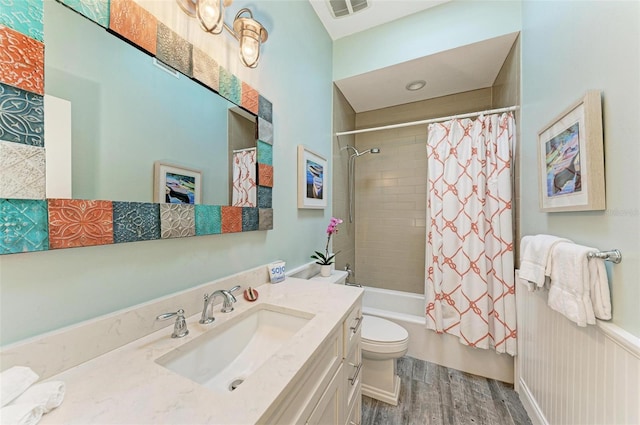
[517,377,548,425]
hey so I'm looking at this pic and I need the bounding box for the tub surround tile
[109,0,157,55]
[0,198,48,254]
[0,25,44,95]
[242,207,258,231]
[156,22,192,77]
[241,82,259,115]
[112,202,160,243]
[258,117,273,145]
[258,95,272,123]
[0,141,45,199]
[48,199,114,249]
[58,0,110,27]
[0,82,44,147]
[258,208,273,231]
[195,204,221,235]
[257,186,272,209]
[0,0,44,41]
[221,206,242,233]
[258,163,273,188]
[159,204,195,239]
[257,140,272,165]
[192,47,219,91]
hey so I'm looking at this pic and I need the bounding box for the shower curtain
[232,148,257,207]
[425,112,516,355]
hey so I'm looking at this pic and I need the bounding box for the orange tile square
[109,0,157,55]
[221,206,242,233]
[48,199,114,249]
[241,82,259,115]
[258,163,273,188]
[0,26,44,95]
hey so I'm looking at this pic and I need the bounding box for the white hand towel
[0,403,44,425]
[519,234,572,289]
[11,381,65,414]
[0,367,39,407]
[588,256,612,320]
[547,242,596,326]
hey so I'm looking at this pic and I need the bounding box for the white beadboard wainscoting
[516,277,640,425]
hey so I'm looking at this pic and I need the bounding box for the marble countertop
[39,278,363,425]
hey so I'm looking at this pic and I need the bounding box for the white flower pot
[320,265,332,277]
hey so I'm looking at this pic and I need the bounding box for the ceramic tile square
[0,198,48,254]
[0,141,45,199]
[0,26,44,95]
[257,186,272,209]
[219,67,241,105]
[0,0,44,41]
[48,199,114,249]
[221,206,242,233]
[159,204,195,239]
[112,202,160,243]
[258,117,273,145]
[0,82,44,147]
[195,204,221,235]
[242,207,258,231]
[241,83,259,115]
[257,140,272,165]
[109,0,157,55]
[192,47,219,91]
[58,0,110,27]
[156,22,192,77]
[258,163,273,188]
[258,208,273,231]
[258,95,272,123]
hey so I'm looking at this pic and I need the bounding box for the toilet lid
[361,315,408,343]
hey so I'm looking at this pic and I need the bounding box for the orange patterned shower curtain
[425,112,516,355]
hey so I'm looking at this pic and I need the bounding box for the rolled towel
[0,403,44,425]
[11,381,65,414]
[0,367,39,407]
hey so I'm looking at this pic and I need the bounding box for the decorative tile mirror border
[0,0,274,255]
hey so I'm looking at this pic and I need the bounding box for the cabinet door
[345,393,361,425]
[306,365,343,425]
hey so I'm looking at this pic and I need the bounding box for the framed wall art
[537,90,605,212]
[297,145,328,209]
[154,161,202,204]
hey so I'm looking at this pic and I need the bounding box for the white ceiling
[309,0,519,113]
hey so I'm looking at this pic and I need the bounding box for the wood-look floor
[361,356,532,425]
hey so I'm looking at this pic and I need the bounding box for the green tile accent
[257,186,272,209]
[195,204,221,235]
[242,207,259,231]
[218,67,241,105]
[257,140,273,166]
[0,0,44,41]
[0,198,48,254]
[58,0,110,27]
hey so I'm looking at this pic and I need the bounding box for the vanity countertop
[39,278,363,425]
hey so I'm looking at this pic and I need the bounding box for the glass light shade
[233,13,268,68]
[197,0,224,34]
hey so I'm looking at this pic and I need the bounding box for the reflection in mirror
[44,0,257,205]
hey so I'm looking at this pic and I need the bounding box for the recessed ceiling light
[405,80,426,91]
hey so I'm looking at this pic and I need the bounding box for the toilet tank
[310,270,348,285]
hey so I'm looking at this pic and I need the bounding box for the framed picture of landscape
[154,161,202,204]
[537,90,605,212]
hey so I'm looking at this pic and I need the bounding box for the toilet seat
[361,315,409,355]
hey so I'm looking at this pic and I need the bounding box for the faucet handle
[156,309,189,338]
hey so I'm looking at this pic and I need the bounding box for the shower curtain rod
[335,105,519,137]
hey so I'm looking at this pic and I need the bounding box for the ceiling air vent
[327,0,370,18]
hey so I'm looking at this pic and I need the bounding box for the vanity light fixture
[176,0,268,68]
[405,80,426,91]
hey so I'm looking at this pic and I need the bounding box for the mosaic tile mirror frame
[0,0,275,255]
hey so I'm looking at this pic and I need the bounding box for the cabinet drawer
[344,339,362,413]
[345,390,361,425]
[343,303,362,357]
[306,363,343,425]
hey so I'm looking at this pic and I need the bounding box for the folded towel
[547,242,596,326]
[11,381,65,414]
[519,235,572,290]
[0,403,44,425]
[0,367,39,407]
[588,256,612,320]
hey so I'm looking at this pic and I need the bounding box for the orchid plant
[311,217,343,266]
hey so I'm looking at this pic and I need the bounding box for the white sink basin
[156,304,313,394]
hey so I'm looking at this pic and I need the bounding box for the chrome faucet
[199,285,240,324]
[156,309,189,338]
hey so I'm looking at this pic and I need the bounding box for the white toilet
[311,270,409,406]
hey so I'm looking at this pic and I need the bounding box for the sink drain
[229,378,244,391]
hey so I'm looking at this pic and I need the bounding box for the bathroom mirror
[44,0,257,205]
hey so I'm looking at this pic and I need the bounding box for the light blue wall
[333,0,522,81]
[521,1,640,337]
[0,1,333,345]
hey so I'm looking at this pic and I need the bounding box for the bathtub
[361,285,514,383]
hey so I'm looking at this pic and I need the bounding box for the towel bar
[587,249,622,264]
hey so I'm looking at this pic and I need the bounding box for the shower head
[341,145,381,157]
[370,148,381,154]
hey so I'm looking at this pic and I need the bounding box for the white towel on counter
[519,234,573,290]
[0,367,39,407]
[0,403,44,425]
[11,381,65,414]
